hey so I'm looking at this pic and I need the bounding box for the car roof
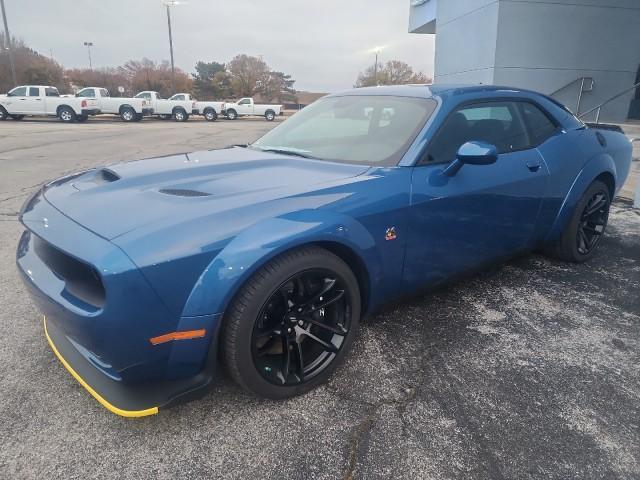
[327,84,543,100]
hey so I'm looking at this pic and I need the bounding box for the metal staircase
[549,76,594,116]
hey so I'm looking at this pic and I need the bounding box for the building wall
[414,0,640,122]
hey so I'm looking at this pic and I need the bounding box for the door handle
[526,159,541,172]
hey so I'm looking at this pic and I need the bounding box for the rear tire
[221,246,361,399]
[120,107,136,122]
[58,106,76,123]
[226,109,238,120]
[547,180,611,263]
[204,108,217,122]
[265,110,275,121]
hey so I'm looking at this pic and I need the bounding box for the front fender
[545,152,617,243]
[181,210,380,317]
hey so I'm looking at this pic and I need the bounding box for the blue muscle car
[17,85,632,416]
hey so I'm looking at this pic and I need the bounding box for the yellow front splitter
[43,316,159,418]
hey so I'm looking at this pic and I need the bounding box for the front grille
[33,236,106,310]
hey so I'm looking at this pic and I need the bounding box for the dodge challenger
[17,85,632,417]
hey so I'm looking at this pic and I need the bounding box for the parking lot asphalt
[0,117,638,479]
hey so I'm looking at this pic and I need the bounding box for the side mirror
[442,141,498,177]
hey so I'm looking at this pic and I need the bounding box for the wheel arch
[203,106,215,114]
[119,104,135,114]
[544,153,617,244]
[181,213,379,319]
[56,104,74,116]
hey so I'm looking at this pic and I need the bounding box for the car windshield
[251,95,437,165]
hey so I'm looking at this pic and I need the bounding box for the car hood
[44,147,369,240]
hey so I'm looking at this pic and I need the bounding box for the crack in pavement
[342,387,418,480]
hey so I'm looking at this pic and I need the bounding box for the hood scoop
[72,168,121,191]
[158,188,212,197]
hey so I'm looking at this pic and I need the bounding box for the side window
[238,98,250,105]
[426,101,529,163]
[9,86,27,96]
[28,87,40,97]
[172,94,185,101]
[100,89,110,97]
[518,102,557,146]
[45,88,60,97]
[77,89,95,97]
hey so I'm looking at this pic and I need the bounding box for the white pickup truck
[0,85,100,122]
[222,97,283,121]
[169,93,225,122]
[134,91,194,122]
[75,87,153,122]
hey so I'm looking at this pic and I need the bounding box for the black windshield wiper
[254,147,316,159]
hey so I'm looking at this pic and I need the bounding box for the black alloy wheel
[576,188,609,255]
[549,179,611,263]
[222,246,360,398]
[251,269,351,386]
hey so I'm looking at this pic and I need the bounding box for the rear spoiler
[585,122,624,134]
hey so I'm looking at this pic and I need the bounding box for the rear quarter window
[518,102,558,146]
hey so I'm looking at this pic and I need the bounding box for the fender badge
[385,226,397,241]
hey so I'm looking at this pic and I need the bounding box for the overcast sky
[4,0,435,92]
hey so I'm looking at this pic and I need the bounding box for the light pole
[83,41,94,70]
[1,0,17,85]
[372,46,384,86]
[163,1,182,93]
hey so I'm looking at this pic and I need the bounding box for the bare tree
[355,60,431,88]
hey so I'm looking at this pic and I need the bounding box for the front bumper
[43,316,219,417]
[82,108,101,116]
[17,188,221,416]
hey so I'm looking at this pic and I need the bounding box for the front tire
[58,106,76,123]
[226,109,238,120]
[549,180,611,263]
[222,246,361,399]
[173,108,188,122]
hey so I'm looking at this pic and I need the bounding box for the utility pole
[83,41,94,70]
[374,51,378,85]
[1,0,17,86]
[166,3,176,92]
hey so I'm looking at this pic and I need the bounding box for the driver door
[6,86,28,114]
[403,100,551,289]
[236,98,253,114]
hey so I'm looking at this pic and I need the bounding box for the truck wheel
[265,110,276,121]
[76,115,88,122]
[10,114,25,121]
[173,108,188,122]
[204,108,217,121]
[58,106,76,123]
[0,106,7,121]
[226,109,238,120]
[120,107,136,122]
